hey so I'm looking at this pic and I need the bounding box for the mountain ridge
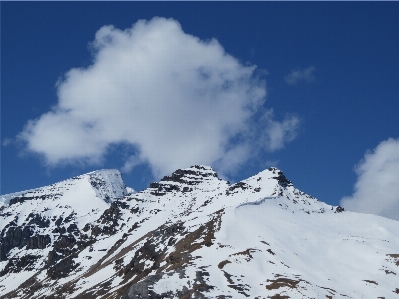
[1,165,398,298]
[0,169,127,207]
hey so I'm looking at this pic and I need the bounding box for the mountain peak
[160,165,219,183]
[261,167,293,187]
[0,168,127,208]
[148,165,221,195]
[240,167,293,192]
[85,169,127,203]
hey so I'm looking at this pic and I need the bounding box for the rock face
[0,165,398,299]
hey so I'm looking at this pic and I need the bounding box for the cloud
[2,138,12,147]
[259,110,300,152]
[341,138,399,221]
[284,66,316,85]
[121,155,141,173]
[18,17,299,178]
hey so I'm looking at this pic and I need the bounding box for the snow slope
[0,166,398,298]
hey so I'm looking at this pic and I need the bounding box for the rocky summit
[0,165,398,298]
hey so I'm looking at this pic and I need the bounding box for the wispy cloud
[284,66,316,85]
[18,17,299,178]
[341,138,399,221]
[2,138,12,147]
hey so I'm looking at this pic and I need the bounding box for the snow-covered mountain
[0,166,398,298]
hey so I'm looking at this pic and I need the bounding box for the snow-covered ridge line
[0,189,39,207]
[0,169,127,207]
[236,196,279,207]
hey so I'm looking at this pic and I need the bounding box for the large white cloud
[18,17,299,178]
[341,138,399,221]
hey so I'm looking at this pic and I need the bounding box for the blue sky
[1,2,399,218]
